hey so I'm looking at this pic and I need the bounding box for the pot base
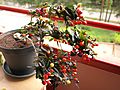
[2,62,35,78]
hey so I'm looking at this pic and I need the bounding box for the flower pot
[0,30,36,77]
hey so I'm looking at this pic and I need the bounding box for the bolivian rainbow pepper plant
[15,2,98,89]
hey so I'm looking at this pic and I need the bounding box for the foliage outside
[2,0,120,24]
[114,33,120,44]
[80,25,115,43]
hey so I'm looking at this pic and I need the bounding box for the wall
[57,63,120,90]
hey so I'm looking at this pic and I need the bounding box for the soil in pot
[0,30,38,76]
[0,31,37,49]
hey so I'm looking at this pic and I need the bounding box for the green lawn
[58,22,119,44]
[80,25,116,43]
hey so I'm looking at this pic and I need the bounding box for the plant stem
[53,81,57,90]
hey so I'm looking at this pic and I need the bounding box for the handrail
[0,5,30,14]
[0,5,120,32]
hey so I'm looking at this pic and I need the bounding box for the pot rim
[0,30,34,51]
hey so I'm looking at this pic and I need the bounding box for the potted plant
[18,2,98,89]
[0,2,98,89]
[0,30,38,77]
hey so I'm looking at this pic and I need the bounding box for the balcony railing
[0,5,120,75]
[0,5,120,31]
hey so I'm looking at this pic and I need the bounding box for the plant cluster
[15,2,98,88]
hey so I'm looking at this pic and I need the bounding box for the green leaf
[49,37,54,41]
